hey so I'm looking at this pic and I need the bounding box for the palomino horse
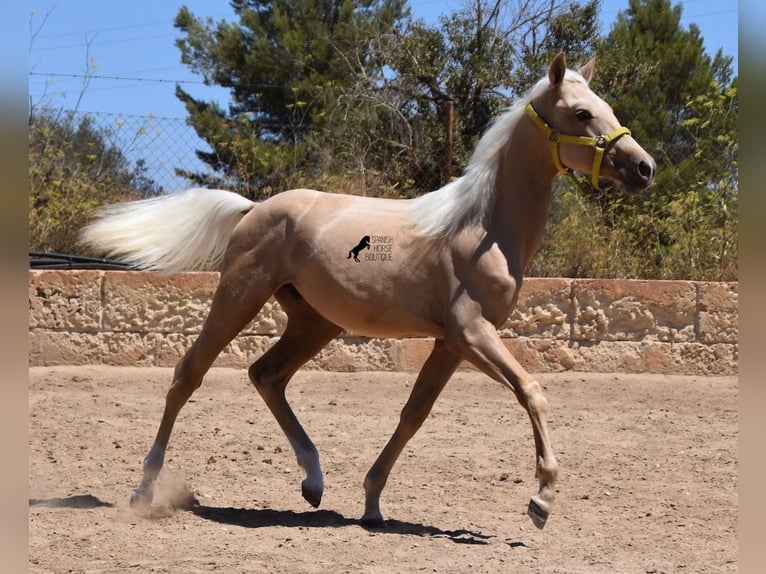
[82,53,655,529]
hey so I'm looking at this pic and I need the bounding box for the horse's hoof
[301,482,323,508]
[129,488,152,509]
[360,514,385,529]
[527,495,550,529]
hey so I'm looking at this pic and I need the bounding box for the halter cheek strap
[525,102,631,191]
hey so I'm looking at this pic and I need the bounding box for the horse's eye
[575,109,593,121]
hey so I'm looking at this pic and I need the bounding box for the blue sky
[28,0,738,117]
[27,0,738,191]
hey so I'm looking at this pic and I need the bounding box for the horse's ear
[549,52,567,87]
[578,57,596,83]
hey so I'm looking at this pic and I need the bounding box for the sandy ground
[29,366,737,573]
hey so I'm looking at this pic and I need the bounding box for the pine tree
[174,0,409,197]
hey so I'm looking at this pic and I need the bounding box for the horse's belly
[290,257,445,339]
[297,286,444,339]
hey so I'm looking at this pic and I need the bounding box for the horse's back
[235,187,414,250]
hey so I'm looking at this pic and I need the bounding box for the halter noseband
[525,102,631,191]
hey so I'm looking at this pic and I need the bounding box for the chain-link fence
[34,108,216,194]
[29,107,451,197]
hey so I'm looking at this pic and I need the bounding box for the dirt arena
[29,366,737,573]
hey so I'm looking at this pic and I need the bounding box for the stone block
[666,342,738,376]
[101,332,161,366]
[698,282,738,344]
[102,271,287,336]
[511,338,582,372]
[573,279,696,343]
[28,270,104,331]
[102,271,217,333]
[27,271,738,375]
[499,278,573,339]
[216,335,279,368]
[571,341,651,373]
[29,331,102,366]
[29,330,157,367]
[307,337,402,372]
[241,298,288,336]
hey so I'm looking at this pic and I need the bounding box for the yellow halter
[525,102,631,192]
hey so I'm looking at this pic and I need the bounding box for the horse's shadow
[29,495,528,548]
[192,505,494,546]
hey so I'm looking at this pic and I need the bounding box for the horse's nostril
[638,160,653,181]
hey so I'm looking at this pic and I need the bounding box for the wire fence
[28,105,739,280]
[99,110,212,193]
[113,112,202,193]
[34,107,453,199]
[29,103,449,256]
[35,108,217,194]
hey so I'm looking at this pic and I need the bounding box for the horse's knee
[248,361,266,389]
[172,348,207,387]
[516,379,549,413]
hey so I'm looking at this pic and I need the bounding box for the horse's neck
[490,123,557,273]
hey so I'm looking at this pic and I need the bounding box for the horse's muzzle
[630,158,656,191]
[614,154,655,194]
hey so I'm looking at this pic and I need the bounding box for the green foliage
[528,184,633,278]
[515,0,602,93]
[327,0,603,193]
[29,108,161,254]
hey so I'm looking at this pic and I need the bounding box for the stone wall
[28,270,738,375]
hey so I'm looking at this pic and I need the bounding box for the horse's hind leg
[131,271,274,508]
[248,285,343,508]
[362,340,462,526]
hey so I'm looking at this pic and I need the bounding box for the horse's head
[527,52,655,194]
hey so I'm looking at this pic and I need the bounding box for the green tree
[515,0,602,94]
[173,0,409,198]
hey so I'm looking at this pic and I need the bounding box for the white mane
[410,69,588,238]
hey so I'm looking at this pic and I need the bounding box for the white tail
[80,188,255,272]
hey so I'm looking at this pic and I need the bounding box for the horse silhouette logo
[347,236,371,262]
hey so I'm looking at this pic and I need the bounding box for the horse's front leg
[362,340,461,526]
[449,320,558,529]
